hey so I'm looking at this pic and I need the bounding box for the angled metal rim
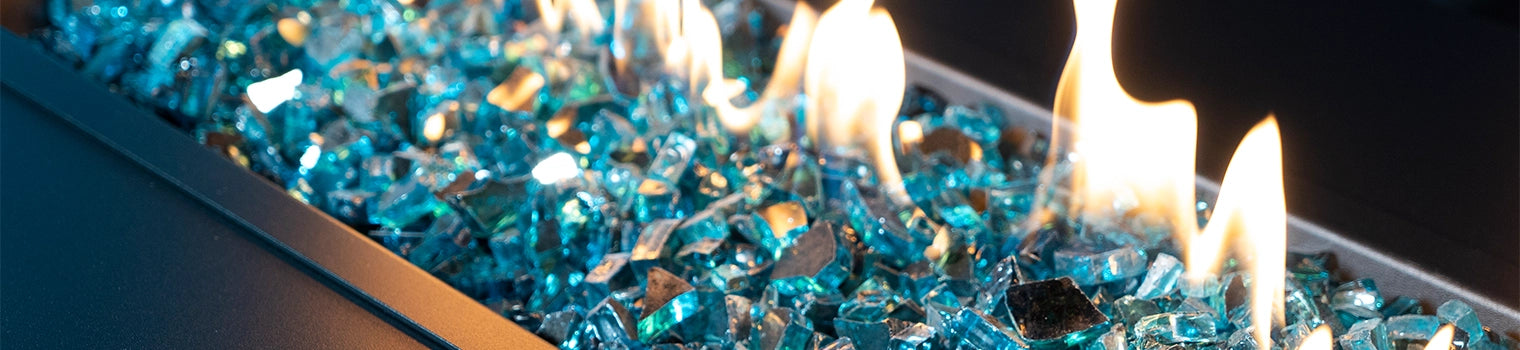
[0,32,554,350]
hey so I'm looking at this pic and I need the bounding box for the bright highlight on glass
[246,69,303,113]
[532,152,582,184]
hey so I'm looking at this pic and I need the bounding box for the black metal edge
[901,52,1520,333]
[0,32,553,349]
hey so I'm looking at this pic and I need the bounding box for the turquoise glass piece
[770,223,850,290]
[371,174,447,228]
[631,220,682,280]
[1330,279,1384,319]
[1135,253,1184,300]
[649,133,698,182]
[574,297,640,347]
[753,308,814,350]
[749,201,810,257]
[820,337,856,350]
[835,319,893,350]
[725,295,754,345]
[446,176,536,235]
[1224,327,1259,350]
[1386,315,1439,341]
[677,201,735,243]
[839,277,898,323]
[954,309,1025,350]
[1284,279,1324,329]
[976,255,1023,313]
[538,306,587,344]
[889,323,935,350]
[637,267,698,341]
[675,238,726,271]
[1278,324,1312,350]
[1134,312,1218,345]
[1082,324,1126,350]
[583,253,634,303]
[1437,300,1484,341]
[1052,243,1148,286]
[632,178,682,222]
[1337,318,1391,350]
[1112,296,1163,329]
[1381,296,1423,317]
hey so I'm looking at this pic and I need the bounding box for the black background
[811,0,1519,305]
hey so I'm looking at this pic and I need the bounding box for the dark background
[818,0,1518,305]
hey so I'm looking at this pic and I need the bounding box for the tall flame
[803,0,907,200]
[1055,0,1199,232]
[1059,1,1286,348]
[1189,117,1287,347]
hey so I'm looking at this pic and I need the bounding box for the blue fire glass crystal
[889,323,936,350]
[770,223,850,291]
[1278,323,1312,350]
[1135,253,1184,300]
[1338,318,1391,350]
[1052,243,1148,286]
[748,201,809,257]
[446,175,537,235]
[1081,324,1126,350]
[1135,312,1218,345]
[371,174,448,228]
[1381,296,1423,317]
[631,219,682,279]
[839,277,898,323]
[1437,300,1484,341]
[1330,279,1384,319]
[753,307,814,350]
[1386,315,1439,342]
[820,337,856,350]
[1112,296,1162,328]
[538,306,587,344]
[1224,327,1259,350]
[954,309,1026,350]
[835,319,894,350]
[637,267,698,341]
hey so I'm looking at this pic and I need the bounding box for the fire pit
[12,0,1518,348]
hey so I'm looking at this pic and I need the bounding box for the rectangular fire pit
[3,0,1516,347]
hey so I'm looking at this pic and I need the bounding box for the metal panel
[0,32,553,349]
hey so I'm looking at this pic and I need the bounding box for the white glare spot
[532,153,581,184]
[247,70,304,113]
[299,145,320,169]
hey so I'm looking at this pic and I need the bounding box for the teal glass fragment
[1135,312,1218,345]
[1437,300,1485,341]
[1337,318,1391,350]
[1135,253,1184,300]
[1330,279,1384,319]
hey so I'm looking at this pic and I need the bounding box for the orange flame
[1055,0,1199,231]
[1059,1,1286,347]
[803,0,907,201]
[1188,117,1287,347]
[536,0,605,36]
[704,3,818,133]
